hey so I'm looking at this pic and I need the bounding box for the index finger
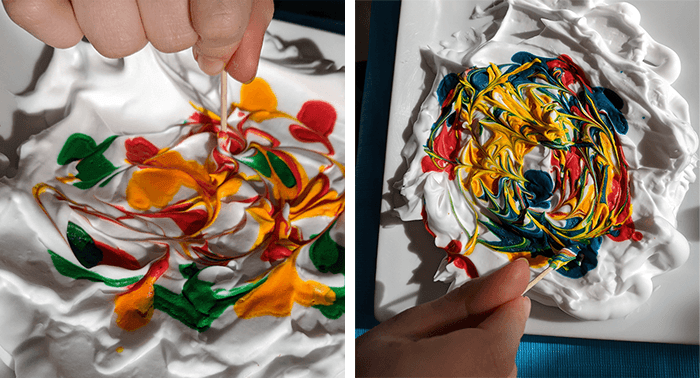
[224,0,273,83]
[190,0,252,75]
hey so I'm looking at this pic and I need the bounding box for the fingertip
[479,296,530,338]
[513,256,530,267]
[506,256,532,291]
[4,0,84,49]
[224,0,271,83]
[478,255,530,293]
[93,37,148,59]
[510,256,531,275]
[512,296,532,323]
[45,31,84,50]
[509,296,532,322]
[511,296,532,335]
[226,54,259,83]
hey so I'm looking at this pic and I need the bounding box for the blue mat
[355,2,699,377]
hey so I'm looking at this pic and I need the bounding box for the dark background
[273,0,344,35]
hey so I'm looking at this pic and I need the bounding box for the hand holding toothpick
[357,258,531,377]
[4,0,274,83]
[523,248,580,294]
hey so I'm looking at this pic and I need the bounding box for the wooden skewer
[220,71,228,126]
[523,266,553,295]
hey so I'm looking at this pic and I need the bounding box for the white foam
[398,0,697,320]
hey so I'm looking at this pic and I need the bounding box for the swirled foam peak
[398,0,697,320]
[0,29,344,377]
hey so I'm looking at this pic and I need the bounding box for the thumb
[478,296,531,362]
[190,0,252,75]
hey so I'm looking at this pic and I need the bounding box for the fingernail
[514,257,529,265]
[197,56,225,76]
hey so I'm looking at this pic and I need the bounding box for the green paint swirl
[48,251,269,331]
[314,286,345,319]
[266,151,296,188]
[309,226,344,275]
[154,263,267,331]
[237,149,272,177]
[308,225,345,319]
[57,133,118,189]
[66,221,103,268]
[48,250,140,287]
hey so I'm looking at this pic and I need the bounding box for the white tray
[0,12,345,377]
[375,0,699,344]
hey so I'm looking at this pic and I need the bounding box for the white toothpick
[523,266,553,295]
[220,71,228,126]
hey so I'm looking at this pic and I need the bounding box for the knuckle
[48,32,83,49]
[149,31,198,53]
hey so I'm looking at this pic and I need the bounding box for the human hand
[2,0,273,81]
[356,258,532,377]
